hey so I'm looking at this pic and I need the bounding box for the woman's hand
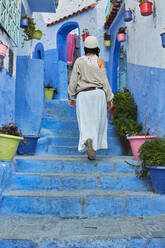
[70,100,75,108]
[107,101,113,110]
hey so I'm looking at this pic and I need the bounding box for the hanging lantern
[82,29,89,41]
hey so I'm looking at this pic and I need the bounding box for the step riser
[0,239,165,248]
[47,146,123,156]
[42,119,78,130]
[2,195,165,217]
[15,159,136,174]
[48,137,121,147]
[10,174,151,191]
[40,129,117,138]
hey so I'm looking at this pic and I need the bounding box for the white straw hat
[84,36,98,49]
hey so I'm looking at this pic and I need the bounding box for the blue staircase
[0,99,165,247]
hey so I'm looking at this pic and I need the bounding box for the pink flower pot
[127,136,157,160]
[0,43,8,59]
[117,33,125,42]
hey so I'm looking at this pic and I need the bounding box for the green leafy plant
[0,121,22,137]
[111,88,143,154]
[104,32,111,41]
[45,81,58,94]
[138,0,149,3]
[129,137,165,178]
[112,88,142,136]
[22,15,42,41]
[118,27,127,34]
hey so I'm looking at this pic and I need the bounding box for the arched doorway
[112,38,127,92]
[57,21,80,99]
[33,42,45,60]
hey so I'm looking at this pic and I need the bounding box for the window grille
[8,48,14,75]
[0,58,3,70]
[0,0,21,46]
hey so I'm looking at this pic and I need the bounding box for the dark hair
[84,47,100,57]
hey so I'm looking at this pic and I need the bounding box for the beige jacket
[68,56,114,102]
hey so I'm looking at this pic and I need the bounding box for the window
[0,0,21,46]
[8,48,14,76]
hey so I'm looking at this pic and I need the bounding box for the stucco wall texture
[125,0,165,136]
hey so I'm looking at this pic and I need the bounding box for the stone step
[41,118,114,131]
[47,145,123,156]
[44,113,76,121]
[40,127,117,138]
[48,136,121,146]
[41,118,78,130]
[1,190,165,217]
[15,155,136,174]
[0,214,165,247]
[9,172,151,191]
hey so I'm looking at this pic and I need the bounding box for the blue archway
[33,42,45,60]
[57,21,80,61]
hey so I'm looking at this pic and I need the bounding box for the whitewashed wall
[125,0,165,69]
[32,0,109,60]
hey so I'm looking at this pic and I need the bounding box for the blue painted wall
[15,56,44,135]
[0,162,13,205]
[0,70,15,126]
[44,49,59,90]
[127,63,165,137]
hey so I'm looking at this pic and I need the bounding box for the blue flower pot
[124,10,132,22]
[17,135,39,155]
[20,17,29,29]
[160,33,165,48]
[147,166,165,194]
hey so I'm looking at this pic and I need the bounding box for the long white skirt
[76,89,108,152]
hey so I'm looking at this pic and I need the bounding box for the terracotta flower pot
[127,136,157,160]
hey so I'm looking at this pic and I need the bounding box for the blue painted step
[1,190,165,217]
[40,127,117,138]
[48,136,121,146]
[1,214,165,248]
[9,172,151,191]
[15,156,137,174]
[47,145,123,156]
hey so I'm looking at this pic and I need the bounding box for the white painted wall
[125,0,165,69]
[32,0,109,60]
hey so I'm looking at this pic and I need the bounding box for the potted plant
[0,40,8,59]
[117,27,127,42]
[0,122,23,161]
[111,88,142,155]
[82,29,89,41]
[138,0,153,16]
[124,9,134,22]
[104,32,111,47]
[33,30,42,40]
[45,81,58,100]
[17,135,40,155]
[20,16,29,29]
[136,137,165,194]
[126,116,157,160]
[22,15,42,41]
